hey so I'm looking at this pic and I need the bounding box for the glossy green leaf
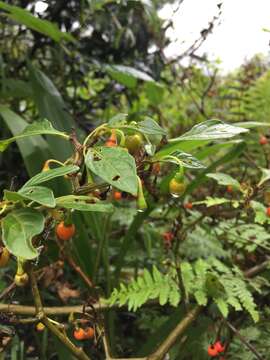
[85,146,138,196]
[56,195,114,212]
[22,165,79,188]
[106,64,154,88]
[0,119,68,152]
[18,186,55,207]
[162,151,205,169]
[0,2,74,42]
[2,208,45,259]
[207,173,241,189]
[137,117,167,136]
[171,119,248,142]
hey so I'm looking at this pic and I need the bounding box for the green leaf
[22,165,79,188]
[137,117,167,136]
[0,1,74,42]
[162,151,205,169]
[234,121,270,128]
[106,64,154,88]
[2,208,45,259]
[56,195,114,212]
[250,201,270,224]
[207,173,241,189]
[108,113,128,127]
[145,81,164,105]
[214,297,229,317]
[4,186,56,208]
[258,168,270,187]
[171,119,248,142]
[85,146,138,196]
[18,186,55,208]
[0,119,68,152]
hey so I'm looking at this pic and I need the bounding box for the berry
[56,221,75,241]
[259,135,268,145]
[14,272,29,287]
[207,344,219,357]
[163,232,174,242]
[73,328,85,341]
[105,131,117,147]
[125,134,143,154]
[184,202,193,209]
[266,207,270,217]
[169,178,186,198]
[113,191,122,201]
[227,185,233,193]
[215,341,225,353]
[0,247,10,268]
[84,327,94,339]
[36,322,45,332]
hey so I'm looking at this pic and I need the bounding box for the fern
[108,259,259,321]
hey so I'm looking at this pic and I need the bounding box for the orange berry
[207,344,219,357]
[184,202,193,209]
[113,191,122,201]
[56,221,75,241]
[227,185,233,193]
[84,327,94,339]
[73,328,85,341]
[266,207,270,217]
[105,131,117,147]
[259,135,268,145]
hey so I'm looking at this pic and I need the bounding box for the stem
[29,267,91,360]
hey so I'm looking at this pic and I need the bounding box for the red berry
[84,327,94,339]
[207,344,219,357]
[106,131,117,147]
[73,328,85,340]
[266,207,270,217]
[215,341,225,353]
[162,232,174,242]
[184,202,193,209]
[259,135,268,145]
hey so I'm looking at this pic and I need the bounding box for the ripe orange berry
[36,322,45,332]
[162,232,174,242]
[56,221,75,241]
[215,341,225,353]
[73,328,85,341]
[207,344,219,357]
[227,185,233,193]
[84,327,94,339]
[184,202,193,209]
[113,191,122,201]
[259,135,268,145]
[0,247,10,268]
[105,131,117,147]
[266,207,270,217]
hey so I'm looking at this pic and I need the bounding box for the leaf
[18,186,56,208]
[258,167,270,187]
[250,201,270,224]
[162,151,205,169]
[56,195,114,212]
[2,208,45,259]
[145,81,164,105]
[171,119,248,142]
[22,165,79,188]
[106,64,154,88]
[108,113,128,127]
[234,121,270,128]
[0,1,74,42]
[137,117,167,136]
[4,186,57,208]
[194,196,239,208]
[85,146,138,196]
[207,173,241,189]
[0,119,68,152]
[214,297,229,317]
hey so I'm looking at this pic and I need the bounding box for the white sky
[159,0,270,72]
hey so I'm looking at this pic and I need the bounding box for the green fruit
[125,134,143,154]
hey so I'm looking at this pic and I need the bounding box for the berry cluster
[207,341,226,357]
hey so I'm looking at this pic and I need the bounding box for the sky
[159,0,270,72]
